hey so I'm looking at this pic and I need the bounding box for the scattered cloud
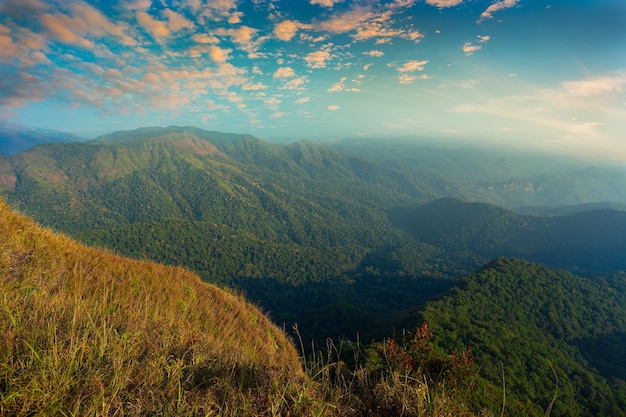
[304,48,332,69]
[463,35,490,55]
[328,77,347,92]
[136,11,170,39]
[208,45,230,63]
[328,104,340,111]
[479,0,519,22]
[397,60,429,72]
[274,20,308,41]
[273,66,296,78]
[425,0,463,8]
[363,50,384,57]
[310,0,343,7]
[295,97,311,104]
[562,74,626,97]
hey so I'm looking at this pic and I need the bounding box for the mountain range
[1,126,626,415]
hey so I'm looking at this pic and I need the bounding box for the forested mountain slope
[2,126,626,344]
[391,197,626,274]
[418,258,626,417]
[332,138,626,206]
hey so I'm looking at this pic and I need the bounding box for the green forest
[1,126,626,415]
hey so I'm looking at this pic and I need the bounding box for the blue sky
[1,0,625,159]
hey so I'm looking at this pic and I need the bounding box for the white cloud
[274,20,308,41]
[310,0,343,7]
[328,77,346,92]
[318,6,372,34]
[295,97,311,104]
[208,45,230,63]
[425,0,463,7]
[192,33,219,44]
[363,50,384,57]
[304,49,331,69]
[328,104,340,111]
[273,67,295,78]
[479,0,519,22]
[397,60,428,72]
[463,42,482,55]
[399,74,416,84]
[563,74,626,96]
[136,11,169,39]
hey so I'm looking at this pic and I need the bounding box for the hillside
[0,199,305,416]
[391,197,626,275]
[417,258,626,417]
[2,127,626,344]
[0,198,488,417]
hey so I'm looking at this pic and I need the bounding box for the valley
[1,126,626,415]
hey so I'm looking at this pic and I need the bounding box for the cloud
[328,77,347,93]
[281,76,308,90]
[398,74,416,84]
[328,104,340,111]
[479,0,519,22]
[318,6,372,33]
[562,74,626,96]
[39,13,95,48]
[463,42,482,55]
[273,67,296,78]
[162,8,195,32]
[0,24,20,61]
[136,11,169,39]
[425,0,463,7]
[224,26,259,52]
[310,0,343,7]
[274,20,310,41]
[397,60,429,72]
[363,50,384,57]
[241,82,267,91]
[463,35,490,55]
[295,97,311,104]
[264,96,281,109]
[192,33,219,44]
[208,45,230,63]
[304,49,331,68]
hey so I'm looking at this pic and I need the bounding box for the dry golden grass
[0,199,315,416]
[0,199,484,416]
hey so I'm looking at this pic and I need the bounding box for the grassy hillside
[0,199,485,416]
[0,199,307,416]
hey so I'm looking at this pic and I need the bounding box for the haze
[1,0,625,160]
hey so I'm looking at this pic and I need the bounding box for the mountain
[0,126,85,155]
[417,258,626,417]
[0,126,458,342]
[390,197,626,275]
[2,126,626,344]
[0,198,305,416]
[332,137,626,207]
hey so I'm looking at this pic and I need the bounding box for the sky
[0,0,625,160]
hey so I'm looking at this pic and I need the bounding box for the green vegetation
[0,198,483,416]
[418,258,626,416]
[2,126,626,414]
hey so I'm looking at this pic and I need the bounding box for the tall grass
[0,200,313,416]
[0,199,484,416]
